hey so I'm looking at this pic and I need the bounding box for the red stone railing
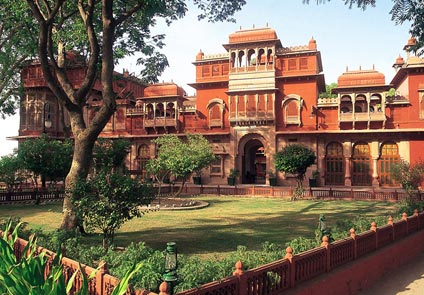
[1,185,422,204]
[3,211,424,295]
[4,234,153,295]
[176,210,424,295]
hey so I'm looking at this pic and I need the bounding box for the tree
[0,1,38,118]
[3,0,245,230]
[151,134,216,196]
[319,83,337,98]
[391,159,424,194]
[92,138,131,173]
[306,1,424,55]
[17,134,73,188]
[0,154,24,190]
[72,171,155,249]
[275,144,316,199]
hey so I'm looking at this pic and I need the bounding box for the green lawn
[0,196,397,257]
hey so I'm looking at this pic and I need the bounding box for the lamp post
[43,102,52,133]
[163,242,178,295]
[310,105,319,130]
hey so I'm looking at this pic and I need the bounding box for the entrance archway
[242,139,266,184]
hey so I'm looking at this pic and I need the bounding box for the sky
[0,0,413,156]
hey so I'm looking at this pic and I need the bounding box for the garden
[0,196,408,293]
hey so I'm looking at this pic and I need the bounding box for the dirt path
[359,251,424,295]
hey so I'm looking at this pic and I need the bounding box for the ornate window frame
[282,94,303,127]
[207,98,225,129]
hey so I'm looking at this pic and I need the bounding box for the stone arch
[282,94,303,126]
[237,133,270,184]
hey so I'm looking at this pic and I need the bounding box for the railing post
[329,187,333,198]
[96,260,108,295]
[158,282,171,295]
[233,260,246,295]
[284,246,295,288]
[217,184,220,196]
[200,184,204,194]
[350,228,357,260]
[387,216,395,245]
[321,236,331,272]
[370,221,378,249]
[402,212,408,234]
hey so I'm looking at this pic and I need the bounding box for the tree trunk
[173,178,186,197]
[60,132,96,230]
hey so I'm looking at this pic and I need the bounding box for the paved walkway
[359,251,424,295]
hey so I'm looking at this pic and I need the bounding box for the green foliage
[17,134,73,186]
[92,138,131,173]
[391,0,424,56]
[285,236,317,254]
[72,172,155,249]
[0,154,24,189]
[0,220,142,295]
[229,168,240,178]
[275,144,316,199]
[318,83,337,98]
[150,134,215,195]
[391,159,424,194]
[0,1,38,117]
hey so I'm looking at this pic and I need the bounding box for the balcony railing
[339,111,386,123]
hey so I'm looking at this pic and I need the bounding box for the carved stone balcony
[229,111,274,126]
[144,117,181,132]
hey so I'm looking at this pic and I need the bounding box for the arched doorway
[379,142,400,187]
[242,139,266,184]
[352,142,372,186]
[325,142,344,185]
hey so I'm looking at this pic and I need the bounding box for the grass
[0,196,397,257]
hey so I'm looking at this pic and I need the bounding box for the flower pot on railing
[227,169,239,186]
[193,176,201,185]
[227,177,236,186]
[269,177,277,186]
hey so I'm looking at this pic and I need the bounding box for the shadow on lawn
[114,200,397,256]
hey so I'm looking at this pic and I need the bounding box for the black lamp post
[310,105,319,130]
[163,242,178,295]
[43,102,52,133]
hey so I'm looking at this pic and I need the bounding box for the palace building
[17,27,424,187]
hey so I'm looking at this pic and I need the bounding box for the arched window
[207,99,225,128]
[238,51,245,68]
[258,48,265,65]
[354,94,367,113]
[283,97,301,126]
[166,103,175,118]
[370,93,382,112]
[155,103,164,117]
[230,52,236,68]
[137,144,150,177]
[419,93,424,119]
[247,49,256,66]
[352,142,372,186]
[146,104,154,119]
[340,95,352,113]
[379,142,400,186]
[325,142,344,185]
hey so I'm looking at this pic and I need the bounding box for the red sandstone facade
[17,28,424,187]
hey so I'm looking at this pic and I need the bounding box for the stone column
[372,157,380,187]
[344,156,352,186]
